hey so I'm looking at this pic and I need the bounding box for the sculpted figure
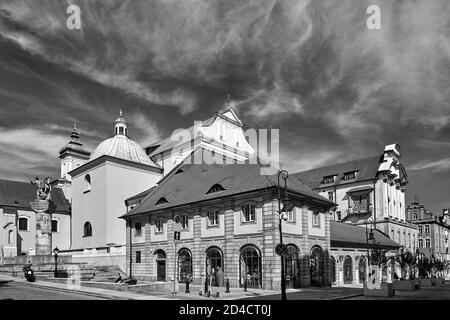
[31,177,52,201]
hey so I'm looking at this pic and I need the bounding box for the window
[337,211,342,221]
[419,239,423,248]
[84,174,91,192]
[242,204,256,223]
[83,222,92,237]
[287,208,295,223]
[135,223,142,237]
[207,210,219,227]
[206,184,225,194]
[343,171,357,181]
[8,230,13,244]
[328,191,334,202]
[418,225,423,233]
[156,197,168,205]
[426,238,431,248]
[135,251,141,263]
[178,248,192,282]
[155,218,164,233]
[51,219,59,232]
[425,225,430,233]
[181,215,189,230]
[312,211,320,227]
[413,213,417,220]
[239,245,262,288]
[323,176,336,184]
[18,217,29,231]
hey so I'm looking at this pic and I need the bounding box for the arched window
[84,174,91,192]
[343,256,353,284]
[8,230,13,244]
[239,245,262,289]
[285,244,300,288]
[83,221,92,237]
[330,256,336,284]
[18,217,29,231]
[135,222,142,237]
[206,247,223,277]
[156,197,168,205]
[154,249,166,281]
[358,257,367,282]
[310,246,325,286]
[206,184,225,194]
[178,248,192,283]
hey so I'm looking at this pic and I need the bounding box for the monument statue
[30,176,54,256]
[30,176,52,201]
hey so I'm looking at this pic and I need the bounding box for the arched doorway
[358,257,367,283]
[284,244,300,288]
[330,256,336,285]
[154,249,166,282]
[178,248,192,283]
[239,245,262,289]
[205,247,223,286]
[343,256,353,284]
[310,246,325,286]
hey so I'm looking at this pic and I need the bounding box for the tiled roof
[293,155,383,189]
[121,148,334,218]
[0,179,70,213]
[330,221,401,249]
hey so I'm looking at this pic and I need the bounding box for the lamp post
[277,170,292,301]
[365,217,374,281]
[53,247,60,278]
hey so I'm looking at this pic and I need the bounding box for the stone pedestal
[30,200,55,256]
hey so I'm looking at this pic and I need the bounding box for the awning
[347,186,373,193]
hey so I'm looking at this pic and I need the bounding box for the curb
[326,293,364,300]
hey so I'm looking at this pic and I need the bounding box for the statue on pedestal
[30,176,54,256]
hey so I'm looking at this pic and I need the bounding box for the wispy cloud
[409,157,450,172]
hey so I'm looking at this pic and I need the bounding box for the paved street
[242,286,363,300]
[0,280,105,300]
[346,283,450,300]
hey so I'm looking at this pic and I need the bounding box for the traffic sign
[275,243,288,256]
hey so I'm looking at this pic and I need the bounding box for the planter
[419,278,433,287]
[393,280,416,291]
[432,277,445,286]
[364,281,394,297]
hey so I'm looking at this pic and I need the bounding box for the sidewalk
[0,273,364,300]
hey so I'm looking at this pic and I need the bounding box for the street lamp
[53,247,60,278]
[365,217,374,279]
[277,170,293,301]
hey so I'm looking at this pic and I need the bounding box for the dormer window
[206,184,226,194]
[156,197,169,205]
[323,175,336,184]
[343,171,358,181]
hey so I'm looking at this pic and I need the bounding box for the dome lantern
[114,108,128,137]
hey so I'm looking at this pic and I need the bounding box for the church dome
[89,110,158,168]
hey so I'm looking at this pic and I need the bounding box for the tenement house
[294,144,418,252]
[406,200,450,263]
[121,148,335,289]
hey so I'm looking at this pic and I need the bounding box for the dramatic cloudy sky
[0,0,449,213]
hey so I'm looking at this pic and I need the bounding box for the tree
[418,257,432,278]
[395,249,415,280]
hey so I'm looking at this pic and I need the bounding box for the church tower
[52,123,91,202]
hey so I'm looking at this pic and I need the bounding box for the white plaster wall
[282,206,303,235]
[104,161,162,246]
